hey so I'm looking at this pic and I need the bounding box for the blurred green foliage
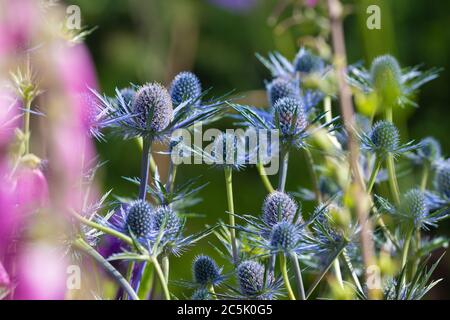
[68,0,449,298]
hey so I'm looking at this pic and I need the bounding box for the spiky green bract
[237,260,275,300]
[294,48,324,74]
[125,200,154,238]
[370,55,403,106]
[262,191,298,228]
[269,222,299,252]
[193,255,222,286]
[274,97,307,137]
[266,78,299,108]
[119,87,136,107]
[132,82,173,133]
[170,71,202,107]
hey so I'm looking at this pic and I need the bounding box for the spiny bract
[267,78,298,108]
[370,121,400,154]
[269,221,299,251]
[262,191,298,228]
[170,71,202,107]
[237,260,265,297]
[119,87,136,107]
[125,200,154,238]
[132,82,173,132]
[274,97,307,137]
[193,255,221,286]
[191,288,211,300]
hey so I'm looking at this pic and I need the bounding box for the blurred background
[66,0,449,298]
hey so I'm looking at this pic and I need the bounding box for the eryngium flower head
[210,132,248,170]
[407,137,442,166]
[370,55,403,106]
[170,71,202,107]
[132,83,173,132]
[370,121,399,154]
[436,163,450,198]
[262,191,298,228]
[193,255,222,286]
[269,221,299,252]
[266,78,299,108]
[237,260,273,299]
[274,97,307,137]
[125,200,154,238]
[152,205,182,234]
[191,288,211,300]
[400,189,428,227]
[119,87,136,107]
[294,48,325,74]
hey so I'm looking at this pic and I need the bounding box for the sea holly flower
[406,137,442,167]
[266,77,300,108]
[348,54,440,109]
[261,191,298,229]
[192,255,224,287]
[294,48,325,74]
[170,71,202,108]
[424,160,450,211]
[360,121,420,159]
[235,260,281,300]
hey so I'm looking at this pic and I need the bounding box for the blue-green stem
[304,148,322,203]
[162,255,170,284]
[401,227,414,285]
[385,106,400,205]
[333,259,344,289]
[367,157,382,194]
[74,238,139,300]
[280,254,296,300]
[150,256,171,300]
[278,149,289,192]
[225,167,239,264]
[139,139,152,200]
[420,163,429,191]
[257,162,275,193]
[290,252,305,300]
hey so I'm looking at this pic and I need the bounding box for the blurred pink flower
[14,167,49,210]
[0,162,16,253]
[14,244,67,300]
[0,260,10,288]
[0,90,20,148]
[306,0,319,7]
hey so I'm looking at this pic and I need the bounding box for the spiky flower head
[119,87,136,107]
[237,260,267,298]
[421,137,441,162]
[262,191,298,228]
[370,55,403,106]
[370,121,400,155]
[436,163,450,198]
[401,189,428,227]
[125,200,154,238]
[191,288,211,300]
[294,48,325,74]
[193,255,222,286]
[210,132,247,170]
[274,97,307,137]
[132,82,173,133]
[170,71,202,107]
[152,205,182,234]
[269,221,299,252]
[266,78,299,108]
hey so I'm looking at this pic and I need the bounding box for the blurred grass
[69,0,450,298]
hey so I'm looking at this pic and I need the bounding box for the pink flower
[0,90,20,148]
[14,244,67,300]
[14,167,49,210]
[0,260,10,288]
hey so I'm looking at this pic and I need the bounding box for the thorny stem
[304,148,322,203]
[257,162,275,193]
[280,254,296,300]
[327,0,380,299]
[290,252,306,300]
[278,149,289,192]
[139,139,152,200]
[225,167,239,264]
[73,238,139,300]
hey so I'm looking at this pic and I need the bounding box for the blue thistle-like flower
[191,288,211,300]
[262,191,298,228]
[125,200,154,238]
[132,82,173,133]
[370,55,403,106]
[360,121,419,158]
[436,163,450,199]
[269,221,300,252]
[236,260,276,299]
[274,97,307,138]
[206,132,251,170]
[401,189,428,227]
[192,255,223,286]
[152,205,182,234]
[294,48,325,74]
[407,137,442,166]
[266,78,299,108]
[170,71,202,107]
